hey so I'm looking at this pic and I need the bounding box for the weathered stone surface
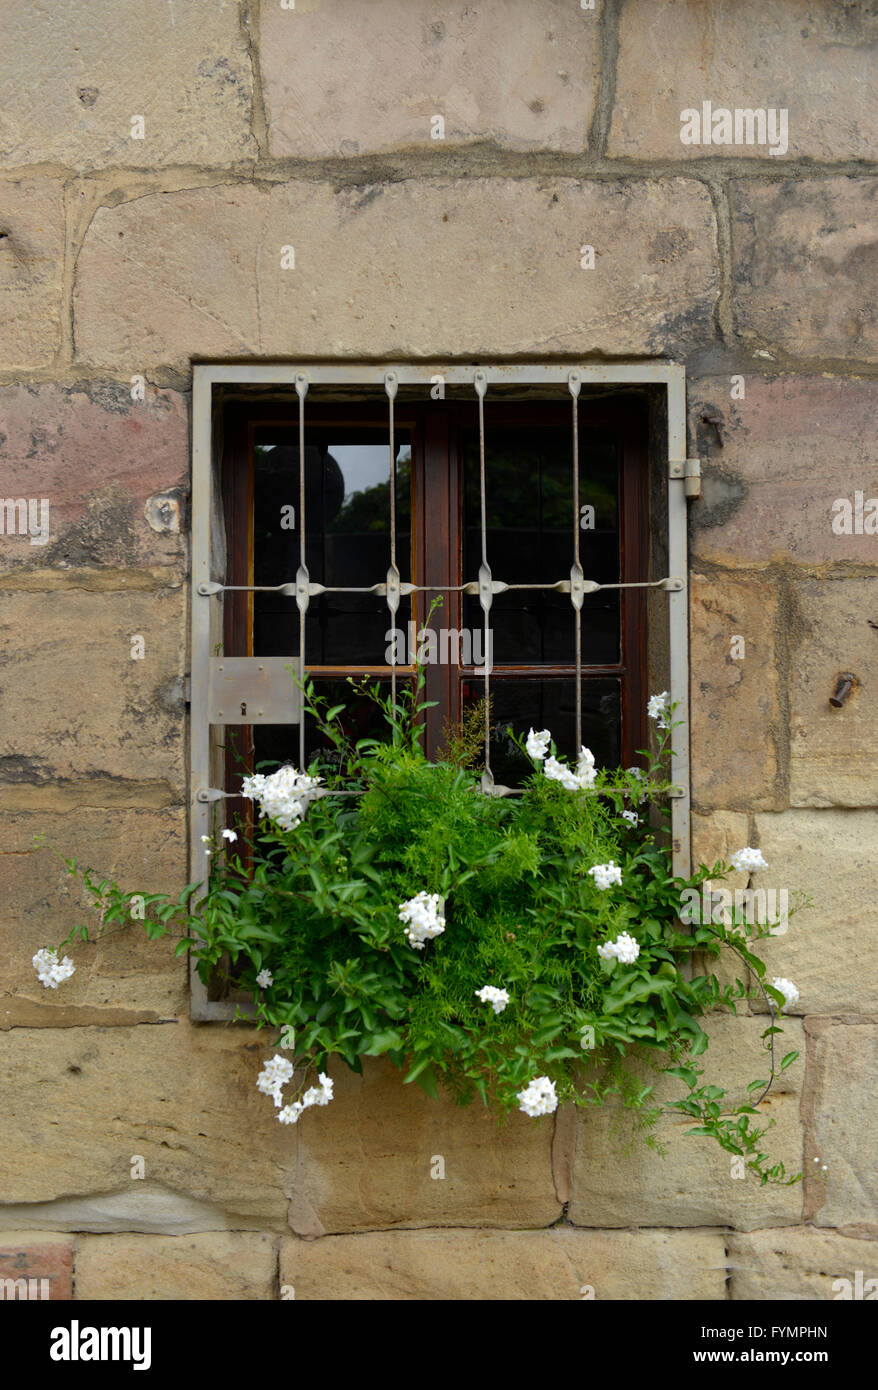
[0,0,255,169]
[0,808,188,1023]
[0,1022,297,1222]
[0,588,186,789]
[610,0,878,162]
[729,1226,878,1300]
[569,1016,805,1230]
[0,1189,237,1237]
[0,1232,73,1299]
[732,179,878,362]
[688,376,878,566]
[690,572,780,811]
[788,577,878,807]
[753,812,878,1015]
[691,811,751,881]
[291,1056,559,1233]
[280,1227,727,1301]
[0,179,64,369]
[0,384,188,572]
[74,1233,276,1300]
[75,178,719,373]
[809,1021,878,1231]
[261,0,601,157]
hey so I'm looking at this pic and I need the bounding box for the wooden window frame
[189,363,695,1020]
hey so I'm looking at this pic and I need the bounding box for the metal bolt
[829,673,856,707]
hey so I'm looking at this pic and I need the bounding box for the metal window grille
[190,363,699,1021]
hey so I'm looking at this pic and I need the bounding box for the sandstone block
[729,1226,878,1300]
[0,178,64,369]
[568,1016,805,1230]
[732,179,878,362]
[74,1232,275,1300]
[0,384,188,573]
[0,0,256,169]
[690,572,780,811]
[0,807,188,1024]
[0,588,186,790]
[75,178,718,373]
[788,577,878,807]
[261,0,601,157]
[279,1226,727,1300]
[688,376,878,567]
[611,0,878,162]
[290,1056,559,1234]
[809,1021,878,1231]
[752,811,878,1015]
[0,1232,73,1300]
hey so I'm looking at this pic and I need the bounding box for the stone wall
[1,0,876,1300]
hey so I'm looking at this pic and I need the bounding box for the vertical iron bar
[474,370,491,782]
[385,372,399,712]
[295,373,308,769]
[569,371,583,754]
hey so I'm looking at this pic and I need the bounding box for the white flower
[647,691,670,729]
[517,1075,558,1118]
[597,932,640,965]
[621,810,639,826]
[32,947,76,990]
[221,828,238,843]
[200,835,211,843]
[771,977,799,1012]
[303,1072,334,1108]
[730,846,768,873]
[526,728,551,761]
[242,765,322,831]
[256,1054,294,1108]
[544,751,595,792]
[398,891,446,950]
[256,969,274,989]
[278,1101,305,1125]
[588,860,623,891]
[476,985,510,1014]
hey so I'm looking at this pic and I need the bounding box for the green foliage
[46,680,803,1186]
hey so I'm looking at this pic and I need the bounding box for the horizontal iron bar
[198,363,683,388]
[199,577,683,597]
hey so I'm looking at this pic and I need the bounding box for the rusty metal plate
[207,657,301,724]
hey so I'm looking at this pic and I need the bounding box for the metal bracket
[195,787,231,803]
[207,657,302,725]
[660,577,685,592]
[668,457,701,498]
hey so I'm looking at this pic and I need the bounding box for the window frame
[190,363,694,1020]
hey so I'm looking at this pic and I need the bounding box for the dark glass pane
[462,427,620,665]
[252,678,409,778]
[253,429,412,666]
[460,677,621,786]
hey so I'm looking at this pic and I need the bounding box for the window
[190,365,697,1019]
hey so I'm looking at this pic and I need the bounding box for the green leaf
[780,1051,799,1071]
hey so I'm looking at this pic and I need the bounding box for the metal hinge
[668,457,702,498]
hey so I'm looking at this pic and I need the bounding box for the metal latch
[668,458,702,498]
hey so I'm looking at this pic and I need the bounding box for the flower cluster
[256,1053,334,1125]
[398,892,446,950]
[588,860,623,891]
[475,984,510,1014]
[526,729,597,791]
[771,977,799,1012]
[621,809,640,827]
[279,1073,334,1125]
[647,690,670,729]
[256,969,274,989]
[256,1053,294,1107]
[241,765,323,831]
[525,728,551,761]
[517,1075,558,1118]
[32,947,76,990]
[730,846,768,873]
[597,932,640,965]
